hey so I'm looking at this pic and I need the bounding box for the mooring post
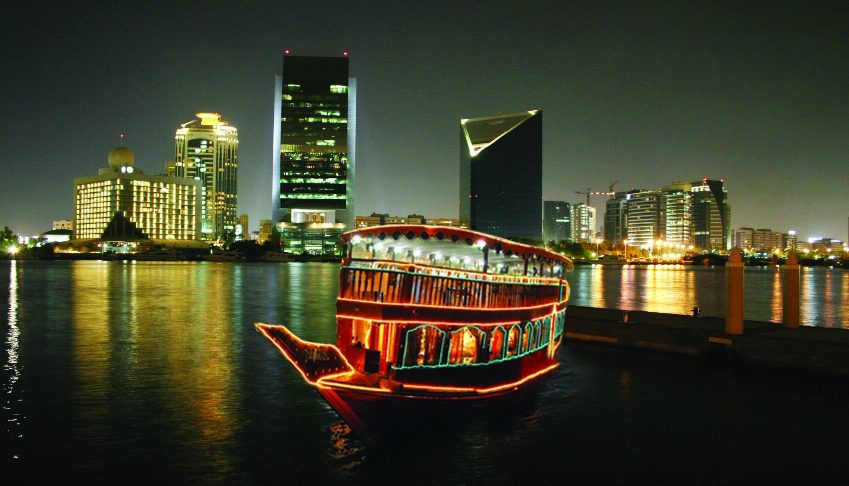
[726,248,744,335]
[782,251,800,328]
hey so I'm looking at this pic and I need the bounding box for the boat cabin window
[489,326,506,361]
[403,325,445,367]
[521,323,533,353]
[506,325,521,357]
[448,326,486,365]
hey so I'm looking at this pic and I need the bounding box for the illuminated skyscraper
[661,182,693,247]
[690,178,730,251]
[271,52,355,255]
[174,113,238,243]
[460,110,542,241]
[570,203,596,243]
[626,190,662,249]
[74,146,201,240]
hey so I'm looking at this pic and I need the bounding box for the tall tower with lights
[271,50,356,255]
[459,110,542,241]
[174,113,239,243]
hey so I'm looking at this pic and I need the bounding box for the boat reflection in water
[257,225,572,442]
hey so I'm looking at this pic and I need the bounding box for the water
[2,260,848,483]
[566,264,849,327]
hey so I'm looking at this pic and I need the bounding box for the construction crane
[575,181,618,206]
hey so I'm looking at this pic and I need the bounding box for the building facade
[258,219,274,245]
[459,110,542,241]
[604,193,631,245]
[626,190,662,249]
[543,201,571,243]
[690,178,730,251]
[569,203,595,243]
[661,186,693,247]
[53,220,74,232]
[238,214,249,241]
[271,53,355,255]
[74,147,201,240]
[174,113,238,243]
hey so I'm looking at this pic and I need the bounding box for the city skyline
[2,2,847,239]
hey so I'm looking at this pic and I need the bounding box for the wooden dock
[565,306,849,375]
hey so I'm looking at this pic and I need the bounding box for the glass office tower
[691,178,730,251]
[459,110,542,241]
[271,53,355,254]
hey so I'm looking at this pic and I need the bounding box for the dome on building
[108,146,135,168]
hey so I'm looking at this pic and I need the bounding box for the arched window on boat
[402,325,446,367]
[448,326,486,365]
[534,322,542,350]
[506,324,521,358]
[489,326,506,361]
[521,322,533,353]
[554,311,565,337]
[540,316,551,346]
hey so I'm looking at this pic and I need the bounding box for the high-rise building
[543,201,571,243]
[570,203,596,243]
[238,214,249,241]
[271,53,355,254]
[626,190,662,249]
[604,192,632,245]
[661,184,693,247]
[459,110,542,241]
[691,178,730,251]
[784,230,798,252]
[174,113,239,243]
[74,146,201,240]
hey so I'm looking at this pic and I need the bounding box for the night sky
[2,1,847,240]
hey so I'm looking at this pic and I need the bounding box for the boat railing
[339,265,564,308]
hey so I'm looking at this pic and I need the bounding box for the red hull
[256,323,561,442]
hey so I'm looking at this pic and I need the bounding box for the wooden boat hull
[256,322,561,442]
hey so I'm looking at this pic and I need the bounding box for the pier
[565,306,849,375]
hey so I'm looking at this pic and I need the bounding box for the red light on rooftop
[343,50,349,57]
[284,48,291,55]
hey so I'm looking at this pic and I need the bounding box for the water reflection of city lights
[5,260,21,456]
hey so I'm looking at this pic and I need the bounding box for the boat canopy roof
[343,225,572,275]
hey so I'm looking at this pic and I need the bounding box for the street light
[595,238,603,260]
[7,245,18,258]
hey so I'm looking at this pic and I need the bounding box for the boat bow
[255,323,353,384]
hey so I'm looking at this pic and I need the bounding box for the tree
[0,226,17,254]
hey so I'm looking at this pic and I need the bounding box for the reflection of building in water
[70,262,237,470]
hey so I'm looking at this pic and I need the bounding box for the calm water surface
[2,261,848,483]
[567,264,849,327]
